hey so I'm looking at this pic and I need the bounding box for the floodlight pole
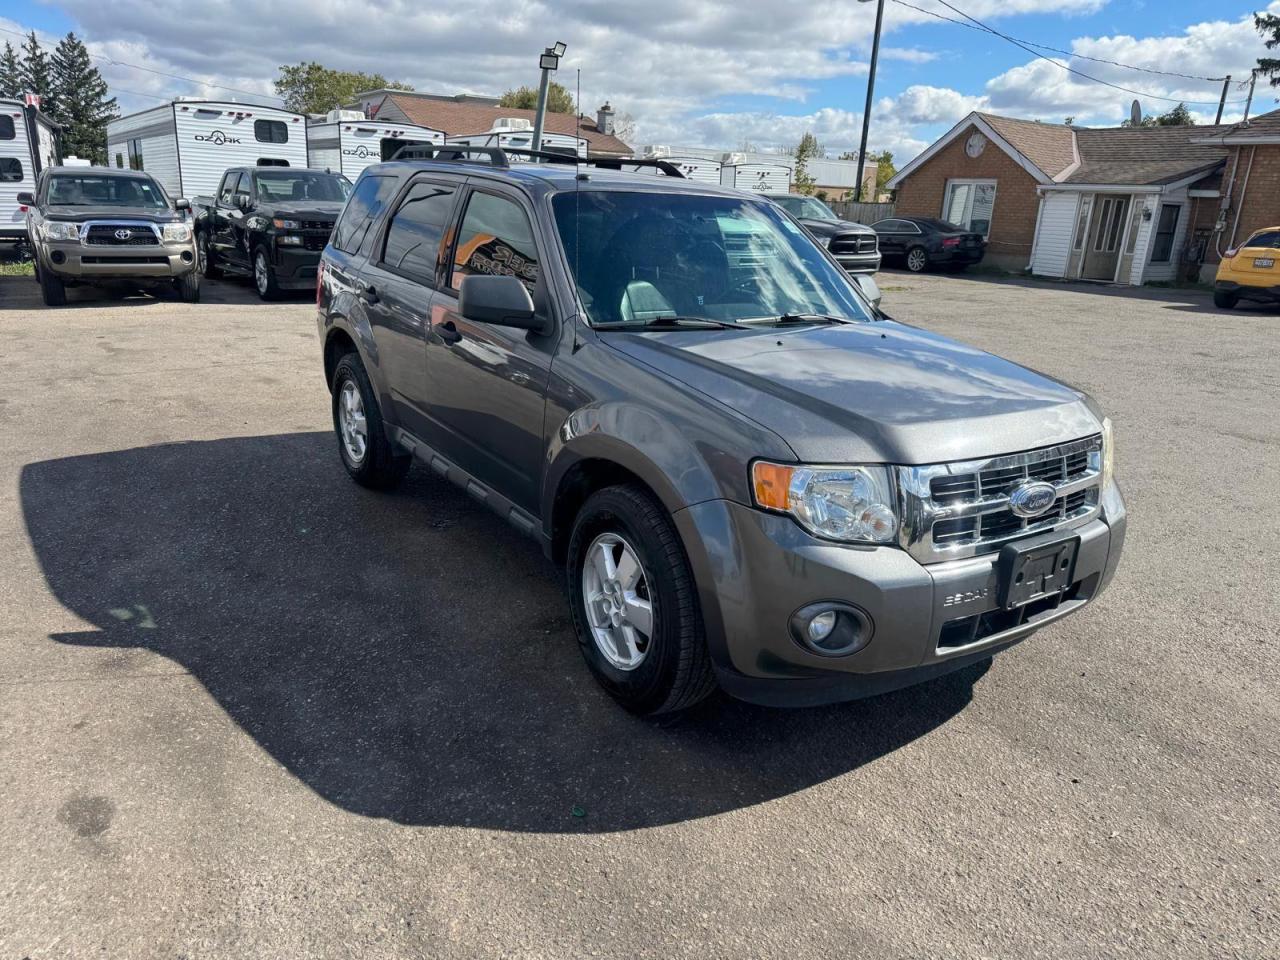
[531,43,565,152]
[854,0,885,202]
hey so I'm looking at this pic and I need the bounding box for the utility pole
[531,42,566,153]
[1215,75,1231,125]
[854,0,885,202]
[1243,71,1257,123]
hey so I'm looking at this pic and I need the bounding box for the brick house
[888,109,1280,284]
[347,90,634,158]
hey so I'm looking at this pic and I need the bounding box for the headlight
[43,221,79,241]
[752,462,898,543]
[162,223,191,242]
[1101,417,1115,487]
[276,234,303,246]
[273,218,301,230]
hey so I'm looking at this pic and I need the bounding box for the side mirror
[458,275,548,332]
[235,195,253,212]
[16,191,33,205]
[174,198,191,211]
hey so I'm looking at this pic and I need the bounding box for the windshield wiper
[594,316,752,331]
[770,313,853,326]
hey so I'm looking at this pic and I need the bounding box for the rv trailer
[107,99,309,200]
[719,157,792,194]
[446,119,588,161]
[630,147,722,183]
[308,110,443,178]
[2,99,60,245]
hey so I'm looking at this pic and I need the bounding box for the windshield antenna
[573,67,583,349]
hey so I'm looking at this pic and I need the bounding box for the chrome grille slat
[898,434,1104,563]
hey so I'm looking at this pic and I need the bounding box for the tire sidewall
[567,489,687,713]
[254,247,275,300]
[331,356,373,478]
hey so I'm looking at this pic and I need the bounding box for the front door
[424,185,558,514]
[1081,194,1130,281]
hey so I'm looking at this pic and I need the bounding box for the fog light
[807,610,837,642]
[50,250,66,265]
[180,250,193,263]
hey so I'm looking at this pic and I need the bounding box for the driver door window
[450,192,539,296]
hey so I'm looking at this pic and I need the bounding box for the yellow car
[1214,226,1280,309]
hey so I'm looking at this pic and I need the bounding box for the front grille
[301,219,335,232]
[830,235,878,255]
[83,224,159,246]
[81,256,169,264]
[900,434,1104,562]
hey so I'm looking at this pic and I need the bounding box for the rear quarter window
[331,174,398,255]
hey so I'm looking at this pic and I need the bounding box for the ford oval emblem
[1008,480,1058,519]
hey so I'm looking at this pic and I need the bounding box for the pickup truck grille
[898,435,1103,562]
[83,224,160,246]
[829,235,878,256]
[301,220,334,232]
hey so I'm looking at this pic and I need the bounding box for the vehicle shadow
[0,275,310,310]
[19,432,986,833]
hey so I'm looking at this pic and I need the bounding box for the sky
[1,0,1277,163]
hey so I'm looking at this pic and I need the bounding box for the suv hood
[44,205,183,223]
[799,218,875,240]
[602,321,1101,464]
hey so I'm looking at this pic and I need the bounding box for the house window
[1151,204,1181,262]
[254,119,289,144]
[0,116,14,140]
[115,152,124,169]
[127,138,144,170]
[1092,196,1129,254]
[942,179,997,236]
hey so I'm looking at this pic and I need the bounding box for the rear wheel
[1213,289,1239,310]
[174,270,201,303]
[567,484,717,716]
[39,266,66,306]
[253,247,281,301]
[330,351,410,490]
[905,246,929,272]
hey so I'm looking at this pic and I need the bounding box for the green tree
[498,81,575,114]
[792,131,822,195]
[874,150,896,194]
[0,42,20,99]
[20,31,56,115]
[1122,102,1196,128]
[274,62,413,114]
[1256,11,1280,89]
[51,33,117,164]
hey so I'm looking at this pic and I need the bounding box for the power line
[891,0,1248,104]
[0,24,284,103]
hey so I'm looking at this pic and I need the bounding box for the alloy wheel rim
[338,380,367,464]
[908,249,926,271]
[582,532,653,671]
[255,254,268,294]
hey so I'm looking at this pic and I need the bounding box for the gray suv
[317,148,1126,715]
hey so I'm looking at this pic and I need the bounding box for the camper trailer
[632,147,722,183]
[107,99,309,200]
[720,157,792,194]
[308,110,443,178]
[445,119,588,161]
[2,99,60,245]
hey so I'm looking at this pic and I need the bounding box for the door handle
[358,283,378,304]
[436,320,462,344]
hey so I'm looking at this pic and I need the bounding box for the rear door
[1233,228,1280,283]
[873,219,911,257]
[423,182,558,513]
[358,173,463,438]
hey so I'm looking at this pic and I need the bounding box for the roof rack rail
[500,148,686,178]
[389,144,509,166]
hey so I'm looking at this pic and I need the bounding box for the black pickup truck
[193,167,351,299]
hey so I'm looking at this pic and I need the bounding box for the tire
[567,484,717,716]
[174,270,201,303]
[39,265,66,306]
[197,232,221,279]
[253,246,281,301]
[905,246,929,273]
[330,351,410,490]
[1213,289,1239,310]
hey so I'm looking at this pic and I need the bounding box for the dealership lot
[0,273,1276,958]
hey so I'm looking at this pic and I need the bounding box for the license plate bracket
[996,531,1080,610]
[1253,257,1275,268]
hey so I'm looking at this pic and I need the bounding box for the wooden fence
[828,200,896,224]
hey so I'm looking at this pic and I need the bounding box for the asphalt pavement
[0,271,1276,958]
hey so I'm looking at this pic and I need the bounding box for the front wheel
[905,246,929,272]
[567,484,717,716]
[174,270,201,303]
[330,352,410,490]
[1213,289,1239,310]
[39,266,66,306]
[253,247,281,301]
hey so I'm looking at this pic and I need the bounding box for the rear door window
[380,179,458,285]
[332,174,397,255]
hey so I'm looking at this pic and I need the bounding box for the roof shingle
[977,113,1077,178]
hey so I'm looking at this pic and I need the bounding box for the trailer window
[0,116,14,140]
[0,158,22,182]
[332,174,396,255]
[127,138,144,170]
[255,119,289,144]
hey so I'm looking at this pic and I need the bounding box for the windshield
[255,171,352,203]
[773,195,838,221]
[47,174,170,209]
[551,190,873,326]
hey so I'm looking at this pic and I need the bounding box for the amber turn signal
[752,462,795,510]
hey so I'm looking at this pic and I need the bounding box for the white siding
[625,157,722,183]
[0,100,37,236]
[445,130,587,161]
[1030,192,1079,278]
[720,163,791,194]
[171,102,308,198]
[1127,197,1158,285]
[108,104,181,195]
[36,118,57,168]
[1139,190,1190,283]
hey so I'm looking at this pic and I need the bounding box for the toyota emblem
[114,229,133,240]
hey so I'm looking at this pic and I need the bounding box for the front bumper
[39,241,196,279]
[270,241,324,290]
[833,252,881,275]
[1215,279,1280,303]
[675,481,1126,707]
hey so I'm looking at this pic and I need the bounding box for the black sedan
[871,217,986,273]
